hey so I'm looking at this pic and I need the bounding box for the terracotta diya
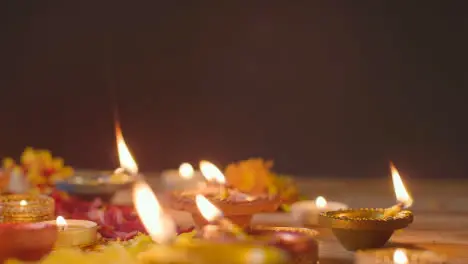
[193,193,318,264]
[320,163,414,251]
[198,224,318,264]
[0,222,57,262]
[168,161,280,227]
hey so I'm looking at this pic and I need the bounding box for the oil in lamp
[168,161,280,228]
[319,163,414,251]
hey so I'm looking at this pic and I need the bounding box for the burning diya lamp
[133,181,289,264]
[42,216,98,248]
[0,222,57,262]
[0,194,55,222]
[195,194,320,264]
[55,123,137,202]
[168,161,281,228]
[319,163,414,251]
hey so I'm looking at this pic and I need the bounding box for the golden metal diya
[319,208,413,251]
[0,194,55,223]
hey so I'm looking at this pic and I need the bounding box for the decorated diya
[320,163,414,251]
[0,194,55,222]
[168,161,281,227]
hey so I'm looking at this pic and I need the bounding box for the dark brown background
[1,1,466,178]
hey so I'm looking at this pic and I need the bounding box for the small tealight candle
[43,216,98,248]
[356,248,448,264]
[161,163,204,191]
[291,196,348,226]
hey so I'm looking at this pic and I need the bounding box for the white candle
[43,217,98,248]
[356,248,447,264]
[161,163,204,191]
[291,196,348,226]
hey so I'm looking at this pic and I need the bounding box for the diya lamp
[291,196,348,226]
[0,194,55,222]
[161,162,205,191]
[319,163,414,251]
[55,124,137,202]
[133,181,289,264]
[168,161,281,228]
[196,194,319,264]
[356,248,448,264]
[42,216,98,248]
[0,222,57,262]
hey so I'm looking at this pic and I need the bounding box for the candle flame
[179,163,194,179]
[19,200,27,206]
[315,196,327,208]
[115,122,138,174]
[195,194,222,222]
[56,216,67,228]
[133,181,176,244]
[199,161,225,184]
[393,249,409,264]
[390,163,413,208]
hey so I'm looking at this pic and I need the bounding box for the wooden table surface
[113,176,468,263]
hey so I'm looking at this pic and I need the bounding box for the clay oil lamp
[319,163,414,251]
[0,222,57,262]
[133,181,289,264]
[195,194,319,264]
[168,161,280,228]
[55,123,137,202]
[0,194,55,222]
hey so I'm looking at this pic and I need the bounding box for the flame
[56,216,67,228]
[133,181,176,243]
[179,163,194,179]
[315,196,327,208]
[199,161,225,184]
[115,122,138,174]
[393,249,409,264]
[195,194,222,222]
[390,163,413,208]
[19,200,27,206]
